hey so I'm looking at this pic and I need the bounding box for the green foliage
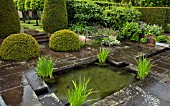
[49,30,81,51]
[67,78,97,106]
[120,22,142,41]
[155,35,169,43]
[36,56,54,79]
[69,23,96,34]
[136,53,152,80]
[140,37,147,44]
[0,0,20,38]
[135,7,170,30]
[17,0,25,11]
[102,6,141,29]
[97,48,110,63]
[31,0,44,11]
[42,0,68,33]
[0,34,40,60]
[66,0,134,28]
[73,2,103,26]
[101,36,120,46]
[140,23,164,36]
[121,0,130,3]
[139,0,170,7]
[14,0,18,10]
[25,0,31,11]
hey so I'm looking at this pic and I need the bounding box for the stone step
[39,93,64,106]
[33,35,49,39]
[37,38,49,43]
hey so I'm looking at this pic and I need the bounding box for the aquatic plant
[67,78,97,106]
[36,56,54,78]
[136,53,152,80]
[97,48,110,63]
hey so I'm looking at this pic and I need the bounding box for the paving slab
[1,85,42,106]
[0,72,28,92]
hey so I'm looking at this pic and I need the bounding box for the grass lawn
[20,20,43,32]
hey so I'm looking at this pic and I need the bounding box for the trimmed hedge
[0,34,40,60]
[0,0,20,38]
[135,7,170,30]
[49,30,81,51]
[42,0,68,34]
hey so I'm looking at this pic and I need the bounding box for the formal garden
[0,0,170,106]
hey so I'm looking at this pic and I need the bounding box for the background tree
[25,0,31,24]
[0,0,20,38]
[14,0,18,10]
[42,0,68,34]
[17,0,26,22]
[30,0,44,26]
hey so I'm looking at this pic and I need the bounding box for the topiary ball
[0,34,40,60]
[49,29,81,51]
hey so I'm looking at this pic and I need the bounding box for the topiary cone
[42,0,68,34]
[0,0,20,38]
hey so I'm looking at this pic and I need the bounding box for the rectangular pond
[46,63,136,105]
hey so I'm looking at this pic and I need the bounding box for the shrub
[72,2,103,26]
[140,23,164,36]
[36,56,54,79]
[120,22,142,41]
[49,30,81,51]
[0,0,20,38]
[155,35,169,43]
[42,0,68,33]
[102,6,141,29]
[140,37,147,44]
[136,53,152,80]
[0,34,40,60]
[66,0,134,28]
[135,7,170,30]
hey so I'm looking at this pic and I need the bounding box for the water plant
[67,78,97,106]
[36,56,54,78]
[97,48,110,63]
[136,53,152,80]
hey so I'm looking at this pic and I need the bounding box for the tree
[0,0,20,38]
[17,0,26,22]
[25,0,31,24]
[30,0,44,26]
[42,0,68,34]
[14,0,18,10]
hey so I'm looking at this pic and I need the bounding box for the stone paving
[0,42,170,106]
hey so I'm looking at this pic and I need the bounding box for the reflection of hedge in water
[0,34,40,60]
[0,0,20,38]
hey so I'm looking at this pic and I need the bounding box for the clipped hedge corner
[0,34,40,60]
[49,29,81,51]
